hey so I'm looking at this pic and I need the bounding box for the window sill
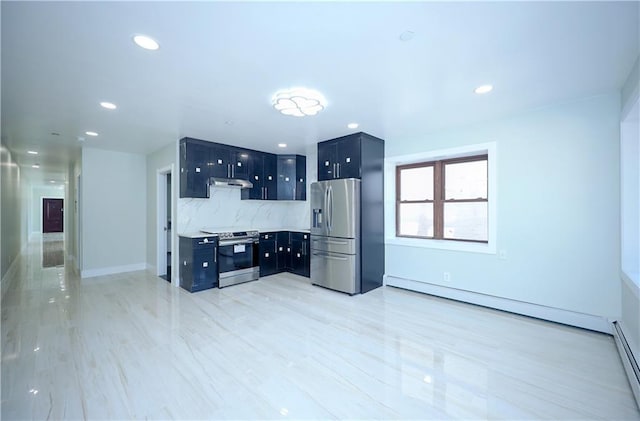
[385,236,496,254]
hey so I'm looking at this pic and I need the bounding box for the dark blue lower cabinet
[179,236,218,292]
[259,232,278,276]
[260,231,309,278]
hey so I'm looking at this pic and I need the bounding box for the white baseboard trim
[81,263,147,279]
[384,275,613,334]
[613,321,640,409]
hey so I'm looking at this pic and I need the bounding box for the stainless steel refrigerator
[310,178,361,294]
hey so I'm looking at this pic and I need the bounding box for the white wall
[145,141,177,275]
[0,143,23,284]
[29,184,65,236]
[385,93,621,322]
[80,148,146,277]
[177,144,315,234]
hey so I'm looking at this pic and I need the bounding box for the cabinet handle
[337,163,340,178]
[214,246,217,263]
[333,163,336,178]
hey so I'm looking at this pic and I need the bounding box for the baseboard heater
[613,321,640,408]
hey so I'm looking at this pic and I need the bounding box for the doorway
[157,166,173,282]
[43,198,64,233]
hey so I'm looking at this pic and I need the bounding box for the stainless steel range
[201,229,260,288]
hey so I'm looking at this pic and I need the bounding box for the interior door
[43,198,64,233]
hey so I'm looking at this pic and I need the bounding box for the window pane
[400,166,433,201]
[445,160,487,200]
[398,203,434,237]
[444,202,487,241]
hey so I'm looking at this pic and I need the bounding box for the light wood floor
[2,237,639,420]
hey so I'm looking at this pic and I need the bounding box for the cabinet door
[317,141,337,181]
[192,246,217,290]
[301,233,310,277]
[295,156,306,200]
[277,156,296,200]
[290,238,304,276]
[276,231,290,271]
[336,137,361,179]
[181,140,210,198]
[210,144,231,178]
[259,237,277,277]
[263,154,278,200]
[245,152,264,199]
[231,149,250,179]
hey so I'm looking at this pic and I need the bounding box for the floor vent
[613,321,640,409]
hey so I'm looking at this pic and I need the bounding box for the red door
[43,198,63,233]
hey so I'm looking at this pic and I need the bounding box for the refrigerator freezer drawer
[310,250,360,295]
[310,235,358,254]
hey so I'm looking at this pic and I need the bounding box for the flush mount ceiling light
[272,87,326,117]
[133,34,159,50]
[347,123,359,129]
[399,30,415,41]
[27,150,38,155]
[474,84,494,94]
[100,101,117,110]
[278,143,287,148]
[32,164,40,169]
[85,131,98,137]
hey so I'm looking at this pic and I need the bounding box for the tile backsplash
[178,186,310,233]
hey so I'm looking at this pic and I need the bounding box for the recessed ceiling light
[278,143,287,148]
[272,87,326,117]
[49,180,56,183]
[32,164,40,169]
[133,35,159,51]
[85,131,98,137]
[100,101,117,110]
[474,84,493,94]
[347,123,359,129]
[27,150,38,155]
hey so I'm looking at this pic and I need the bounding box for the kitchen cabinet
[276,231,290,272]
[210,143,251,180]
[317,134,361,181]
[179,235,218,292]
[242,152,277,200]
[259,231,310,278]
[277,155,306,201]
[180,138,211,198]
[289,232,310,277]
[179,137,307,200]
[259,232,278,276]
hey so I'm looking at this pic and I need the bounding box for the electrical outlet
[499,250,507,260]
[443,272,451,282]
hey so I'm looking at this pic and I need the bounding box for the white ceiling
[2,1,638,184]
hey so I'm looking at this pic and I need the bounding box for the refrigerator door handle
[327,185,333,232]
[312,251,348,260]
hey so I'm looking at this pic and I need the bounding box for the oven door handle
[219,239,258,246]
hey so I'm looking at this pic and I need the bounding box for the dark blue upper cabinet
[277,155,306,201]
[210,143,232,178]
[180,138,210,198]
[242,152,277,200]
[180,137,306,200]
[317,134,362,180]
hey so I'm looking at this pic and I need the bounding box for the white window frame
[385,142,497,254]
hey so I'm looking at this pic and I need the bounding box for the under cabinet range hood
[210,177,253,189]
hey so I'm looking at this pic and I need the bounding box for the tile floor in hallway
[1,236,639,420]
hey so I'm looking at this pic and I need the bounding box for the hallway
[1,237,639,420]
